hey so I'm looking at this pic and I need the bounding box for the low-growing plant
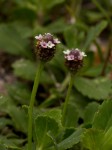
[0,0,112,150]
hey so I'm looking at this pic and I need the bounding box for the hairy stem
[28,61,44,150]
[62,74,74,126]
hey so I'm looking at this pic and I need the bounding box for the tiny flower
[35,34,43,40]
[35,33,61,62]
[40,41,47,48]
[81,52,87,57]
[66,55,74,60]
[63,48,87,73]
[63,50,70,55]
[47,41,55,48]
[54,38,61,44]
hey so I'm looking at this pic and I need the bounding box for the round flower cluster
[63,48,86,73]
[35,33,60,62]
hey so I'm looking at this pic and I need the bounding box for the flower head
[63,48,86,73]
[35,33,60,62]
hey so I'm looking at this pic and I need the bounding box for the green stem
[62,74,74,126]
[28,61,44,150]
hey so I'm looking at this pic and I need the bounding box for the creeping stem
[62,74,74,125]
[28,61,44,150]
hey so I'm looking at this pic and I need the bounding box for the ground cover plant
[0,0,112,150]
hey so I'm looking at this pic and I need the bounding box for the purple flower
[40,41,47,48]
[63,48,87,73]
[35,33,61,62]
[63,48,86,61]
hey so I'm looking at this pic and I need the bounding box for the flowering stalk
[62,73,74,125]
[28,33,60,150]
[62,48,86,126]
[28,61,44,150]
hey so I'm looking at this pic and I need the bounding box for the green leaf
[0,95,8,106]
[64,26,78,48]
[12,59,36,80]
[12,22,33,38]
[74,77,111,100]
[7,82,31,105]
[63,103,79,128]
[85,11,103,22]
[0,144,7,150]
[0,98,28,135]
[44,109,62,127]
[7,105,28,133]
[0,95,14,112]
[93,100,112,131]
[12,59,53,83]
[47,131,58,150]
[57,128,84,150]
[70,90,90,118]
[0,135,24,149]
[64,25,85,49]
[35,116,59,149]
[82,129,104,150]
[0,23,30,57]
[83,20,108,50]
[84,102,99,124]
[102,127,112,150]
[47,19,70,33]
[83,127,112,150]
[0,118,12,129]
[83,64,103,77]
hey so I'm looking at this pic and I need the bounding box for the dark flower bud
[35,33,60,62]
[63,48,87,73]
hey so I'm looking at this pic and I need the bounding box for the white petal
[47,41,52,44]
[63,50,70,54]
[35,34,43,40]
[45,33,52,36]
[54,38,60,44]
[47,41,55,48]
[35,36,38,39]
[81,52,87,57]
[75,48,80,51]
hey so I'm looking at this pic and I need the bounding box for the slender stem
[62,74,74,126]
[28,61,44,150]
[60,74,70,92]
